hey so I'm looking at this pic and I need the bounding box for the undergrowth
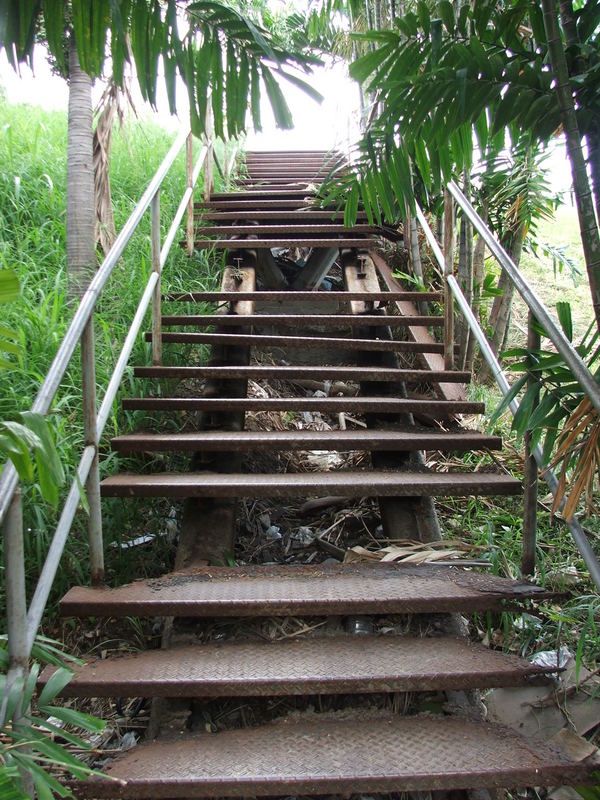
[453,379,600,670]
[0,98,224,622]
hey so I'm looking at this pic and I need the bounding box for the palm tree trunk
[480,227,523,381]
[587,126,600,223]
[542,0,600,333]
[374,0,382,31]
[558,0,585,73]
[557,0,600,220]
[67,36,96,301]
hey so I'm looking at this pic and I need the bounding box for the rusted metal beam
[110,429,501,453]
[164,290,442,302]
[161,314,443,328]
[145,330,455,354]
[192,238,376,249]
[133,365,467,382]
[122,397,484,414]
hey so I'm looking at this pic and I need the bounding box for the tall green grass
[0,98,223,620]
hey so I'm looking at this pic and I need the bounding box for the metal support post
[522,311,540,575]
[81,318,104,585]
[4,489,28,674]
[2,489,34,796]
[151,192,162,366]
[443,189,455,370]
[186,133,194,257]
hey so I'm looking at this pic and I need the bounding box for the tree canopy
[1,0,324,138]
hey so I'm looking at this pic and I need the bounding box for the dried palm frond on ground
[345,538,486,565]
[549,395,600,520]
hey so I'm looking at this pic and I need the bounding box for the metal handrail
[1,126,212,672]
[0,128,187,524]
[415,195,600,590]
[447,181,600,416]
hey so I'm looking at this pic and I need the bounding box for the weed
[0,98,224,624]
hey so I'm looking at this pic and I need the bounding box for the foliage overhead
[317,0,600,223]
[0,0,323,139]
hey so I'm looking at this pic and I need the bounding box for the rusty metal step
[100,470,520,498]
[121,397,483,415]
[41,635,553,698]
[246,168,325,173]
[244,162,328,168]
[164,290,439,302]
[245,154,334,160]
[196,210,370,221]
[71,715,592,797]
[111,429,501,454]
[196,200,323,209]
[241,180,325,185]
[209,191,317,199]
[132,365,468,382]
[145,331,453,354]
[245,160,329,166]
[161,314,443,328]
[192,238,377,249]
[60,562,550,618]
[195,224,376,235]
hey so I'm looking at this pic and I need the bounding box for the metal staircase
[38,150,597,796]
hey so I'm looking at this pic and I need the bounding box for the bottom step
[75,715,593,797]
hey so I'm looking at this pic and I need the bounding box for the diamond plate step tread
[42,635,555,698]
[110,428,503,454]
[73,715,594,798]
[99,470,520,499]
[60,562,550,618]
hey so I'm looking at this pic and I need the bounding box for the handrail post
[151,192,162,366]
[522,310,540,576]
[4,488,28,673]
[2,488,34,796]
[81,318,104,585]
[186,132,194,257]
[443,189,455,370]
